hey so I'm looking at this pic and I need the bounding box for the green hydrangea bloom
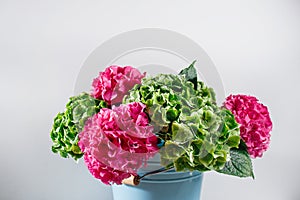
[50,93,107,161]
[123,73,240,172]
[123,74,184,133]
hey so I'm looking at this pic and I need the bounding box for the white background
[1,0,299,200]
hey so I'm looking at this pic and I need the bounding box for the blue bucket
[112,162,203,200]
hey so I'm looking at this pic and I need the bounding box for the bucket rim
[140,172,203,184]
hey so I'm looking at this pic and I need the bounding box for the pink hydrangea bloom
[82,153,131,185]
[113,102,154,138]
[92,66,145,105]
[78,102,158,185]
[224,94,272,158]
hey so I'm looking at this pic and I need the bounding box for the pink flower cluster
[82,153,131,185]
[78,102,158,185]
[224,94,272,158]
[92,66,145,105]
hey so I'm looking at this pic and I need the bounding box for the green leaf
[217,142,254,178]
[179,60,198,90]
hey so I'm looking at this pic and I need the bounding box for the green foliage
[123,63,241,172]
[166,108,240,172]
[50,93,107,161]
[217,140,254,178]
[179,60,198,90]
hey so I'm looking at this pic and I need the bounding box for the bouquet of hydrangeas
[50,62,272,185]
